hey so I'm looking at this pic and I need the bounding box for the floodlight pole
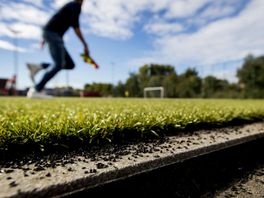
[9,28,20,95]
[0,5,18,95]
[111,62,115,85]
[66,71,70,88]
[14,34,18,90]
[111,62,115,96]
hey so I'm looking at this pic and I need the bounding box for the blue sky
[0,0,264,90]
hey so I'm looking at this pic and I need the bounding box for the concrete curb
[1,122,264,198]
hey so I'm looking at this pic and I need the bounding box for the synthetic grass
[1,98,264,154]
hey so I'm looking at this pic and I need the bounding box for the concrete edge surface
[57,131,264,198]
[1,122,264,198]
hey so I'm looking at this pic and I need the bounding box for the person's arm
[74,27,89,57]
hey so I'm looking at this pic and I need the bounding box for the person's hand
[40,40,45,49]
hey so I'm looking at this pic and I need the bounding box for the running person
[27,0,89,98]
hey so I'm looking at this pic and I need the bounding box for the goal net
[144,87,165,98]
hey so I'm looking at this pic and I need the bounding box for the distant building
[0,76,16,96]
[80,91,101,97]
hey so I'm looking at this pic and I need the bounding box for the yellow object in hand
[81,54,99,69]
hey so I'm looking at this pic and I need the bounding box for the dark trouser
[35,30,75,92]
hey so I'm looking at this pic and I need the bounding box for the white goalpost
[144,87,165,98]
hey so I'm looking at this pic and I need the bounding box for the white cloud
[0,39,25,52]
[22,0,44,8]
[133,0,264,67]
[52,0,71,9]
[164,0,241,20]
[1,0,245,41]
[12,23,42,40]
[0,23,41,40]
[0,23,13,37]
[81,0,187,39]
[87,21,133,40]
[147,0,171,12]
[165,0,211,19]
[81,0,243,39]
[0,2,49,25]
[200,3,235,20]
[0,2,44,42]
[82,0,146,39]
[144,17,184,36]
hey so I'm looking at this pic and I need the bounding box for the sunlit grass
[1,97,264,152]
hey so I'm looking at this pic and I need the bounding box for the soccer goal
[144,87,165,98]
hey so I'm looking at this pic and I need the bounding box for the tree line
[84,54,264,98]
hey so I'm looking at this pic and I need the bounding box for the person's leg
[63,48,75,70]
[35,32,65,92]
[27,63,50,84]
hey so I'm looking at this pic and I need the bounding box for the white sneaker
[27,87,53,99]
[27,63,43,84]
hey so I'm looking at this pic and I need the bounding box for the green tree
[115,81,126,97]
[84,83,113,97]
[162,73,178,98]
[237,55,264,98]
[176,68,202,98]
[125,64,176,97]
[125,73,140,97]
[202,76,230,98]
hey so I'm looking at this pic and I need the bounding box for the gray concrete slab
[214,163,264,198]
[1,122,264,198]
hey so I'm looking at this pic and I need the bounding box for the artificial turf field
[1,97,264,154]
